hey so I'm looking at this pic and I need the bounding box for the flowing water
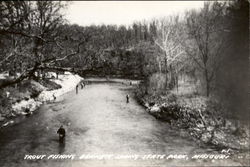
[0,80,241,166]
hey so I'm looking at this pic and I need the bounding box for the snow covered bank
[12,99,42,115]
[11,72,82,114]
[38,72,82,101]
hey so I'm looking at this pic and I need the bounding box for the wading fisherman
[80,82,85,89]
[126,94,130,103]
[76,84,79,94]
[57,125,66,143]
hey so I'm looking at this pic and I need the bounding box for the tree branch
[0,63,39,89]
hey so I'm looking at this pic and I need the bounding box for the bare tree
[0,1,87,89]
[154,16,185,89]
[183,2,227,96]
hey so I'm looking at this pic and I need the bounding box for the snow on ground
[12,72,83,114]
[38,73,82,101]
[12,99,42,115]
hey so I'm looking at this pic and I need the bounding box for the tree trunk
[176,74,179,93]
[204,69,210,97]
[164,53,168,89]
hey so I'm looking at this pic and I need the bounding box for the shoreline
[0,72,83,128]
[134,87,249,154]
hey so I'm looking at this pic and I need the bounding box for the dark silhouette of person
[76,84,79,94]
[57,125,66,143]
[80,82,85,89]
[126,94,130,103]
[53,94,56,101]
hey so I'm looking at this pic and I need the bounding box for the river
[0,80,240,166]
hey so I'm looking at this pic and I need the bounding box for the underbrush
[135,81,249,151]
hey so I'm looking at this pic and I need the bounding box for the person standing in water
[126,94,130,103]
[76,84,79,94]
[81,82,85,89]
[57,125,66,143]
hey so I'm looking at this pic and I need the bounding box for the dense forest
[0,0,249,123]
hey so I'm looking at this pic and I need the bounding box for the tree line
[0,1,249,119]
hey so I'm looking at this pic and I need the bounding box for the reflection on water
[58,140,66,154]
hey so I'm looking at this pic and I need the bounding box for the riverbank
[134,82,249,165]
[0,72,82,128]
[0,80,242,167]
